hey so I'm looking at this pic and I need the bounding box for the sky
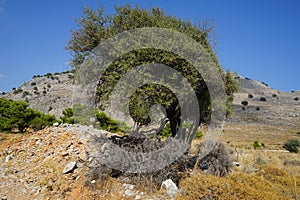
[0,0,299,92]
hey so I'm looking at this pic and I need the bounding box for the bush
[241,101,248,106]
[248,94,254,98]
[96,111,121,133]
[283,139,300,153]
[294,97,299,101]
[0,98,58,132]
[22,91,30,98]
[253,140,261,149]
[31,82,36,86]
[297,132,300,135]
[260,97,267,101]
[272,94,277,97]
[60,107,75,124]
[256,106,260,111]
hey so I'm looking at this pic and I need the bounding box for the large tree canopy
[67,5,238,137]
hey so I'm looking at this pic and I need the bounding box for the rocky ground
[1,72,300,199]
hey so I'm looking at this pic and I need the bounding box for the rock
[123,183,135,190]
[5,155,12,163]
[53,122,59,127]
[124,189,135,197]
[1,195,7,200]
[135,195,142,200]
[62,161,77,174]
[233,161,240,167]
[161,179,178,198]
[78,151,87,161]
[91,180,96,184]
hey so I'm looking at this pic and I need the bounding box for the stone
[5,155,12,163]
[53,122,59,127]
[62,161,77,174]
[161,179,178,198]
[123,183,135,190]
[124,189,135,197]
[135,195,142,200]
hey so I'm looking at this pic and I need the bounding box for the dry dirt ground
[1,122,300,199]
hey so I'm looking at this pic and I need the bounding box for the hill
[1,71,300,199]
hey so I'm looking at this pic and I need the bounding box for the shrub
[260,97,267,101]
[96,111,121,133]
[33,86,38,91]
[253,140,261,149]
[283,139,300,153]
[261,81,268,86]
[13,88,23,94]
[248,94,254,98]
[195,131,203,139]
[294,97,299,101]
[60,107,75,124]
[241,101,248,106]
[297,131,300,135]
[22,91,30,98]
[256,106,260,111]
[31,82,36,86]
[0,98,58,132]
[272,94,277,98]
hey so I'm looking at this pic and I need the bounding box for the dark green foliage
[253,140,261,150]
[272,94,277,98]
[31,82,36,86]
[13,88,23,94]
[283,139,300,153]
[248,94,254,98]
[256,106,260,111]
[260,97,267,102]
[60,107,75,124]
[296,132,300,135]
[261,82,268,87]
[0,98,58,132]
[67,5,238,135]
[241,101,248,106]
[294,97,299,101]
[95,111,121,133]
[22,91,30,98]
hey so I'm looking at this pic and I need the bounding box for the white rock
[123,183,135,190]
[62,161,77,174]
[125,189,135,197]
[161,179,178,198]
[53,122,59,127]
[4,155,11,163]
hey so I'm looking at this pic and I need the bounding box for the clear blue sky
[0,0,299,92]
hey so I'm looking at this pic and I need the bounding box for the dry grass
[177,165,300,200]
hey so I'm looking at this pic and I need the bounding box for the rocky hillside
[2,71,299,127]
[228,74,300,127]
[2,72,74,117]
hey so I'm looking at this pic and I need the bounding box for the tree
[66,5,238,137]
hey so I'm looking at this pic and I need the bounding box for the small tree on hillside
[66,5,238,136]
